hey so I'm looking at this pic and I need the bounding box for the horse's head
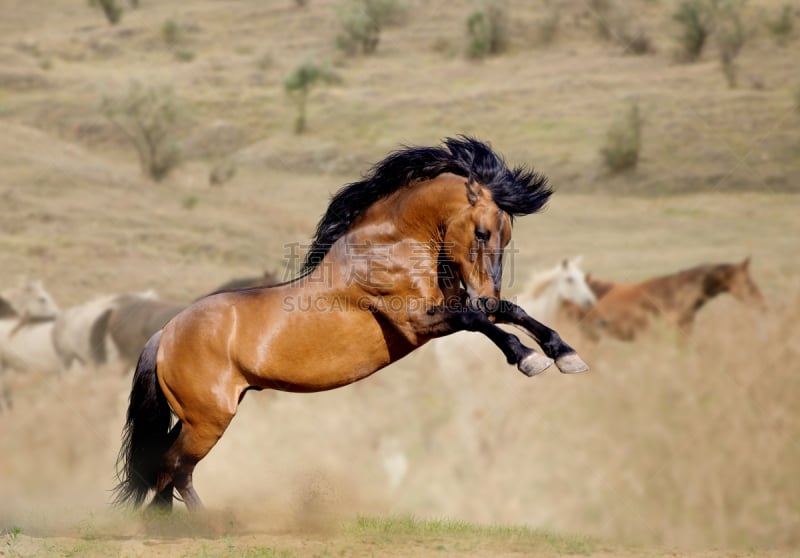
[442,179,512,310]
[722,257,765,308]
[554,256,596,310]
[6,279,60,319]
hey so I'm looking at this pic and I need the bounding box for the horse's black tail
[112,330,174,508]
[89,308,113,365]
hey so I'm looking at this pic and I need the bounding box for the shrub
[620,27,654,55]
[673,0,714,61]
[162,19,181,47]
[588,0,615,41]
[102,83,182,182]
[601,101,644,173]
[209,158,237,187]
[715,0,748,88]
[535,1,560,46]
[765,4,793,46]
[336,0,405,55]
[284,59,339,134]
[465,0,509,59]
[89,0,122,25]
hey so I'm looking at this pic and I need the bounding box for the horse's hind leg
[147,422,183,511]
[162,410,235,511]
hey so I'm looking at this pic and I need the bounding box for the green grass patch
[345,515,595,554]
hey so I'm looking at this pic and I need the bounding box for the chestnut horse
[113,137,588,511]
[568,258,764,341]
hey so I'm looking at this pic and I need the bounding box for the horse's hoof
[518,352,554,377]
[555,353,589,374]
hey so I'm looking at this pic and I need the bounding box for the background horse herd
[0,255,763,413]
[0,273,276,411]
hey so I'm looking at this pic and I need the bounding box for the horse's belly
[240,308,399,392]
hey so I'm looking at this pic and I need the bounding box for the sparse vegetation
[284,59,338,133]
[765,4,794,46]
[588,0,615,41]
[162,19,181,46]
[465,0,509,59]
[3,527,21,558]
[174,49,195,62]
[89,0,122,25]
[101,83,182,181]
[673,0,714,61]
[209,158,237,186]
[601,100,644,173]
[619,26,654,55]
[715,0,749,88]
[535,0,560,46]
[335,0,405,55]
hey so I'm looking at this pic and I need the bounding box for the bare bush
[101,83,182,182]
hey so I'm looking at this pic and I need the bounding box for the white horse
[0,280,61,412]
[0,279,60,319]
[52,289,158,372]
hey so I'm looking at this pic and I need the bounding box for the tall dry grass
[0,291,797,549]
[408,291,800,548]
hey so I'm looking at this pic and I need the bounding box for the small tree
[284,60,338,134]
[102,83,182,181]
[601,101,644,173]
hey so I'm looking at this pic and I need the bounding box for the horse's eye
[566,277,575,284]
[475,229,490,242]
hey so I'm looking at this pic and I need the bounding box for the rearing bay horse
[113,137,587,511]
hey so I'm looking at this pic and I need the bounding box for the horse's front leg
[424,303,554,376]
[490,299,589,374]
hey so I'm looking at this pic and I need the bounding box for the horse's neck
[518,271,560,320]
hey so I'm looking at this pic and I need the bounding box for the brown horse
[569,258,764,341]
[113,137,588,511]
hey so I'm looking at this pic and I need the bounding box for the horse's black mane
[301,136,552,275]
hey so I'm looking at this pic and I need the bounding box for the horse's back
[0,319,62,375]
[109,297,186,364]
[157,286,399,396]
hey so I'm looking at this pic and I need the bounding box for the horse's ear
[562,258,569,269]
[741,256,751,269]
[465,178,480,206]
